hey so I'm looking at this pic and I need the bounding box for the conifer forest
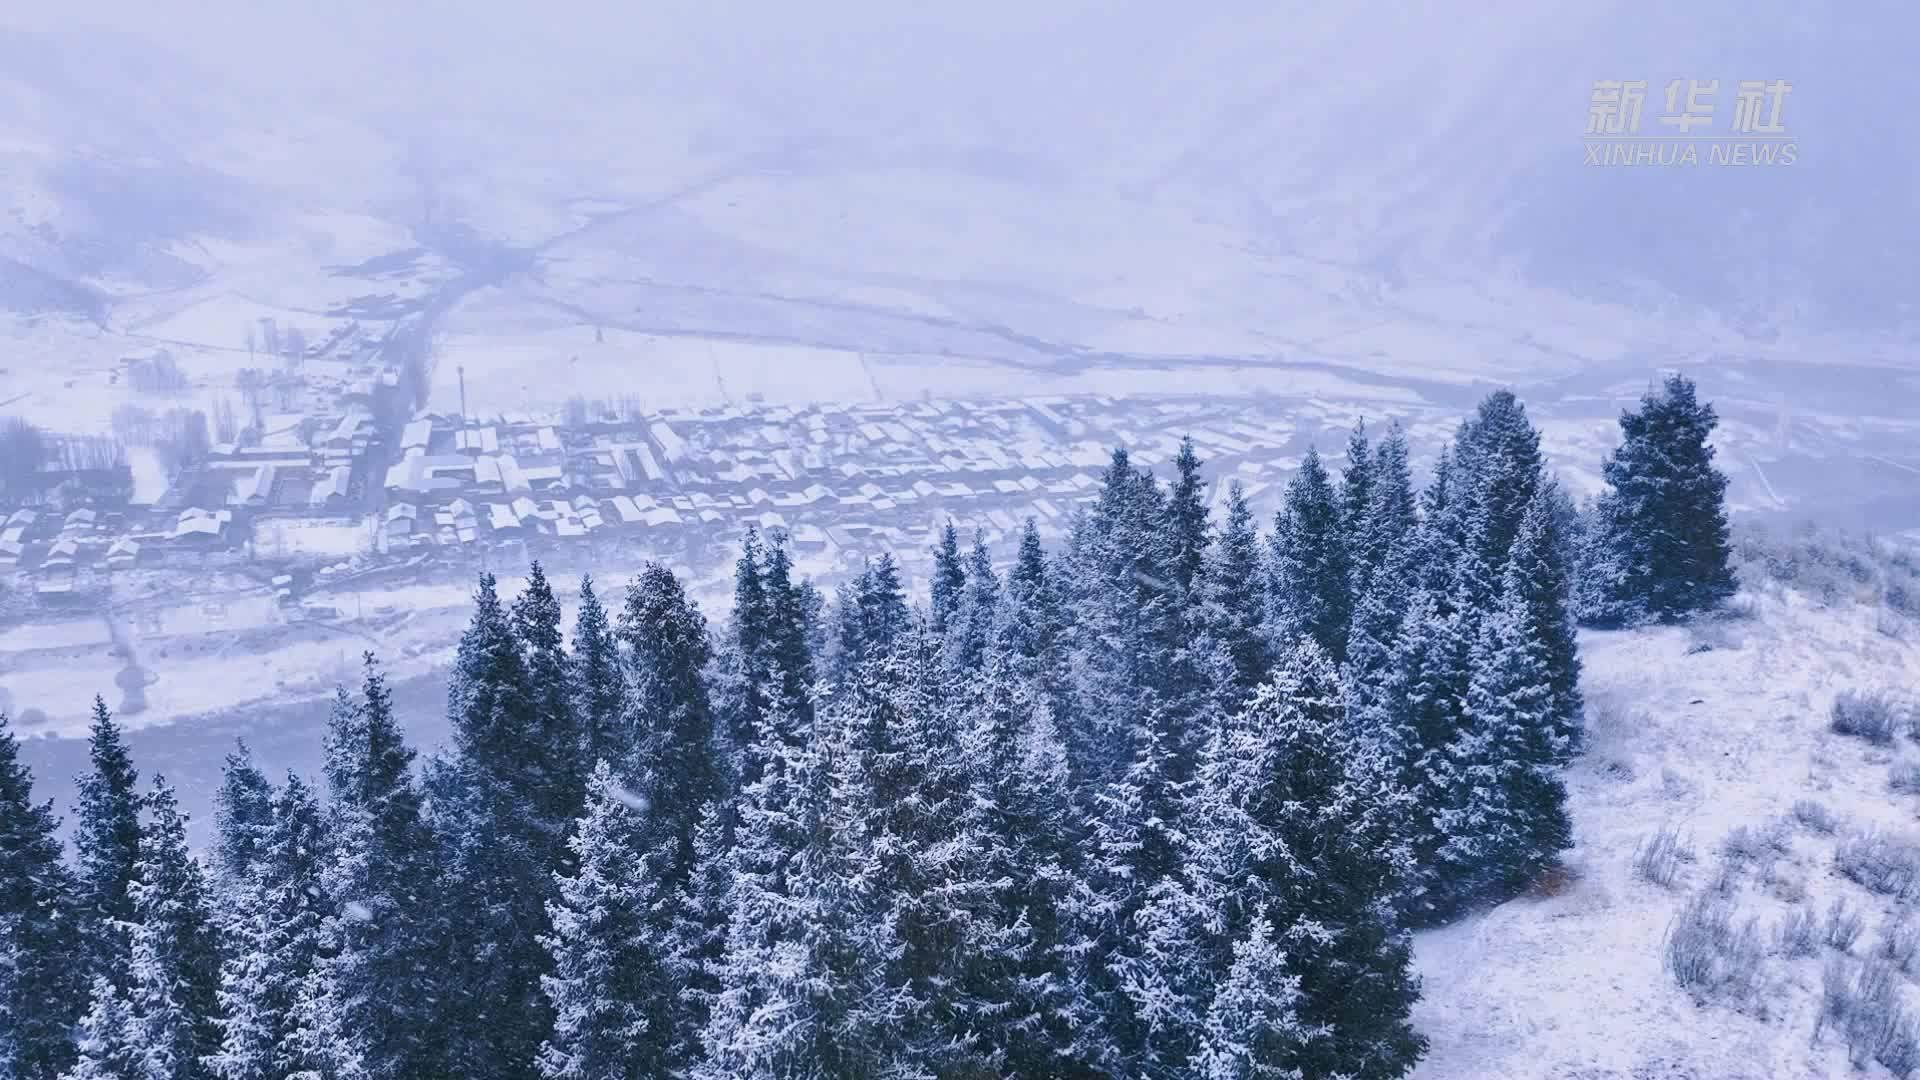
[1,375,1741,1079]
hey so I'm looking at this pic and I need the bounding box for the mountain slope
[1413,585,1920,1078]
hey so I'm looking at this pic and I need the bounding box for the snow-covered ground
[1414,588,1920,1079]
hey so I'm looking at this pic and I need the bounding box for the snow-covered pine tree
[713,525,774,767]
[1343,535,1418,745]
[122,778,222,1080]
[1358,420,1418,590]
[73,695,142,985]
[209,741,274,929]
[943,528,1000,675]
[929,519,967,636]
[289,657,438,1080]
[1454,391,1545,594]
[614,562,725,1067]
[1204,481,1271,702]
[434,573,557,1080]
[63,978,137,1080]
[1235,646,1425,1080]
[1058,448,1180,790]
[951,646,1086,1076]
[828,553,911,683]
[1167,435,1212,600]
[568,573,628,779]
[513,561,589,846]
[208,773,326,1080]
[1078,714,1185,1076]
[1190,919,1307,1080]
[695,694,908,1079]
[1,711,86,1080]
[537,761,672,1080]
[1377,586,1472,917]
[1006,518,1059,658]
[1432,570,1574,906]
[1584,373,1737,624]
[1505,485,1584,762]
[619,563,721,816]
[1268,448,1352,664]
[760,530,819,719]
[1340,422,1376,549]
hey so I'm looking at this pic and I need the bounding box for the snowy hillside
[1414,582,1920,1078]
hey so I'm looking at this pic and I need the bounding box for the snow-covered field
[1414,589,1920,1079]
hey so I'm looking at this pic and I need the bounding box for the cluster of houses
[3,389,1326,603]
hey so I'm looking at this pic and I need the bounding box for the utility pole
[458,365,469,428]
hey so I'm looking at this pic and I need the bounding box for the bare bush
[1827,897,1867,952]
[1819,957,1859,1043]
[1777,907,1819,958]
[1894,763,1920,795]
[1794,798,1839,835]
[1833,689,1902,744]
[1634,825,1696,889]
[1837,830,1920,900]
[1879,917,1920,974]
[1709,858,1743,897]
[1844,960,1920,1075]
[1665,891,1766,1005]
[1721,822,1790,875]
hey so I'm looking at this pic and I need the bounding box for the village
[0,354,1341,623]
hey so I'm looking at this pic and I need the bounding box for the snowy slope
[1413,587,1920,1078]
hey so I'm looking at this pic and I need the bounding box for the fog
[5,0,1916,327]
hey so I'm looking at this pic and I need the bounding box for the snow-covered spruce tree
[1583,373,1736,624]
[64,977,137,1080]
[1505,484,1584,762]
[929,519,967,637]
[695,695,908,1080]
[289,657,438,1080]
[1268,447,1352,664]
[1,711,86,1080]
[713,524,774,773]
[73,695,142,985]
[1205,481,1272,702]
[1377,586,1472,918]
[826,553,911,684]
[432,572,559,1080]
[1078,712,1186,1076]
[568,573,628,776]
[1231,646,1424,1079]
[122,778,222,1080]
[210,741,273,887]
[537,761,672,1080]
[951,644,1088,1077]
[613,562,726,1069]
[513,561,589,849]
[1339,422,1376,555]
[1343,534,1418,745]
[760,530,820,718]
[1431,569,1574,907]
[208,773,327,1080]
[1360,421,1419,588]
[826,625,975,1071]
[208,741,274,937]
[1452,391,1545,606]
[1167,435,1213,599]
[1058,448,1181,790]
[1190,919,1307,1080]
[619,562,723,823]
[943,528,1000,676]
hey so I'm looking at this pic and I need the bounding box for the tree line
[0,375,1733,1080]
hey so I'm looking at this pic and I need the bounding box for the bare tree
[0,416,46,500]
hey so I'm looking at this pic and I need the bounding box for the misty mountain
[1,1,1913,336]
